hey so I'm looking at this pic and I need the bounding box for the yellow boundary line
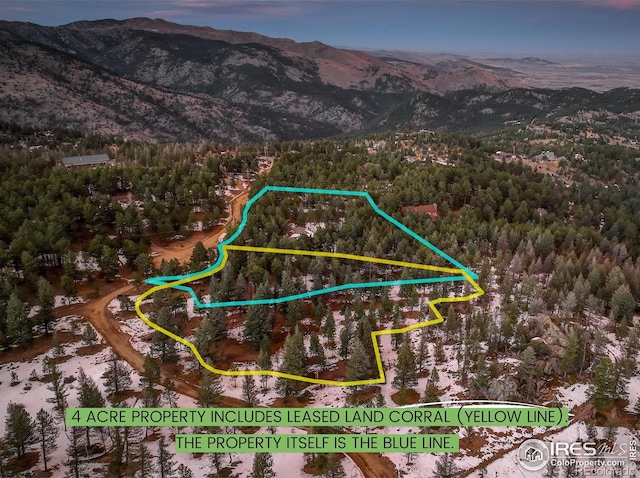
[135,245,484,387]
[226,245,464,274]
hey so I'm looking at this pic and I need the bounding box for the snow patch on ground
[0,315,143,477]
[28,295,87,317]
[120,316,154,355]
[555,382,589,410]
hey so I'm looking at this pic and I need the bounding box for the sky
[1,0,640,58]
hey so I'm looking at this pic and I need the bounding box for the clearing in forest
[135,186,484,386]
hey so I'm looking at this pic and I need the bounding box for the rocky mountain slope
[0,19,637,142]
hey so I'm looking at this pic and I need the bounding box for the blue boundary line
[147,186,478,305]
[179,276,466,309]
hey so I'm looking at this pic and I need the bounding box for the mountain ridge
[0,18,638,143]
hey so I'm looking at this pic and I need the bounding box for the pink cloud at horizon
[167,0,305,17]
[149,9,192,19]
[604,0,640,9]
[166,0,640,11]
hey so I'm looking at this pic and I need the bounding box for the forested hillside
[1,19,639,142]
[0,126,638,477]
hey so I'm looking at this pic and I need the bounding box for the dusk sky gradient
[2,1,639,58]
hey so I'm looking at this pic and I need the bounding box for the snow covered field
[3,270,638,478]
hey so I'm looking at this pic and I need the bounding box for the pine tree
[81,323,98,346]
[380,286,393,319]
[309,332,322,358]
[339,324,352,360]
[44,357,68,420]
[109,427,125,477]
[243,282,272,349]
[560,291,577,320]
[52,330,65,358]
[346,338,372,384]
[354,317,373,355]
[6,292,32,347]
[65,426,82,478]
[588,356,620,411]
[0,437,11,478]
[189,241,207,272]
[141,355,161,390]
[286,299,303,326]
[258,341,272,390]
[315,453,329,473]
[77,368,105,451]
[34,408,58,471]
[633,397,640,420]
[277,328,307,396]
[229,362,238,387]
[234,271,246,301]
[137,442,154,478]
[198,370,224,408]
[560,328,580,378]
[3,402,35,458]
[156,436,176,478]
[604,409,619,443]
[37,277,55,334]
[416,327,430,374]
[564,460,579,478]
[251,453,276,478]
[162,378,179,408]
[141,355,161,407]
[135,253,154,277]
[242,374,258,407]
[517,346,538,400]
[433,340,445,364]
[151,307,178,363]
[323,308,336,346]
[208,305,228,342]
[312,299,325,327]
[623,328,639,376]
[391,307,404,350]
[20,250,38,285]
[60,273,76,303]
[610,284,635,322]
[470,355,491,398]
[194,316,213,359]
[433,453,458,478]
[103,352,133,400]
[586,422,598,442]
[542,460,559,478]
[177,463,194,478]
[392,339,418,403]
[99,245,120,281]
[323,454,347,478]
[209,451,223,476]
[280,270,296,313]
[443,305,461,340]
[423,367,441,405]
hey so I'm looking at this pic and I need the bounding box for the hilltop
[0,18,639,142]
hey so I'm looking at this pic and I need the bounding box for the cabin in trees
[61,153,110,168]
[402,204,439,221]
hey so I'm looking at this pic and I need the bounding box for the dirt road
[149,190,248,268]
[75,185,397,478]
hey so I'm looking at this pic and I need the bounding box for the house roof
[61,153,109,167]
[402,204,439,219]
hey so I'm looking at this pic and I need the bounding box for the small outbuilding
[61,153,110,168]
